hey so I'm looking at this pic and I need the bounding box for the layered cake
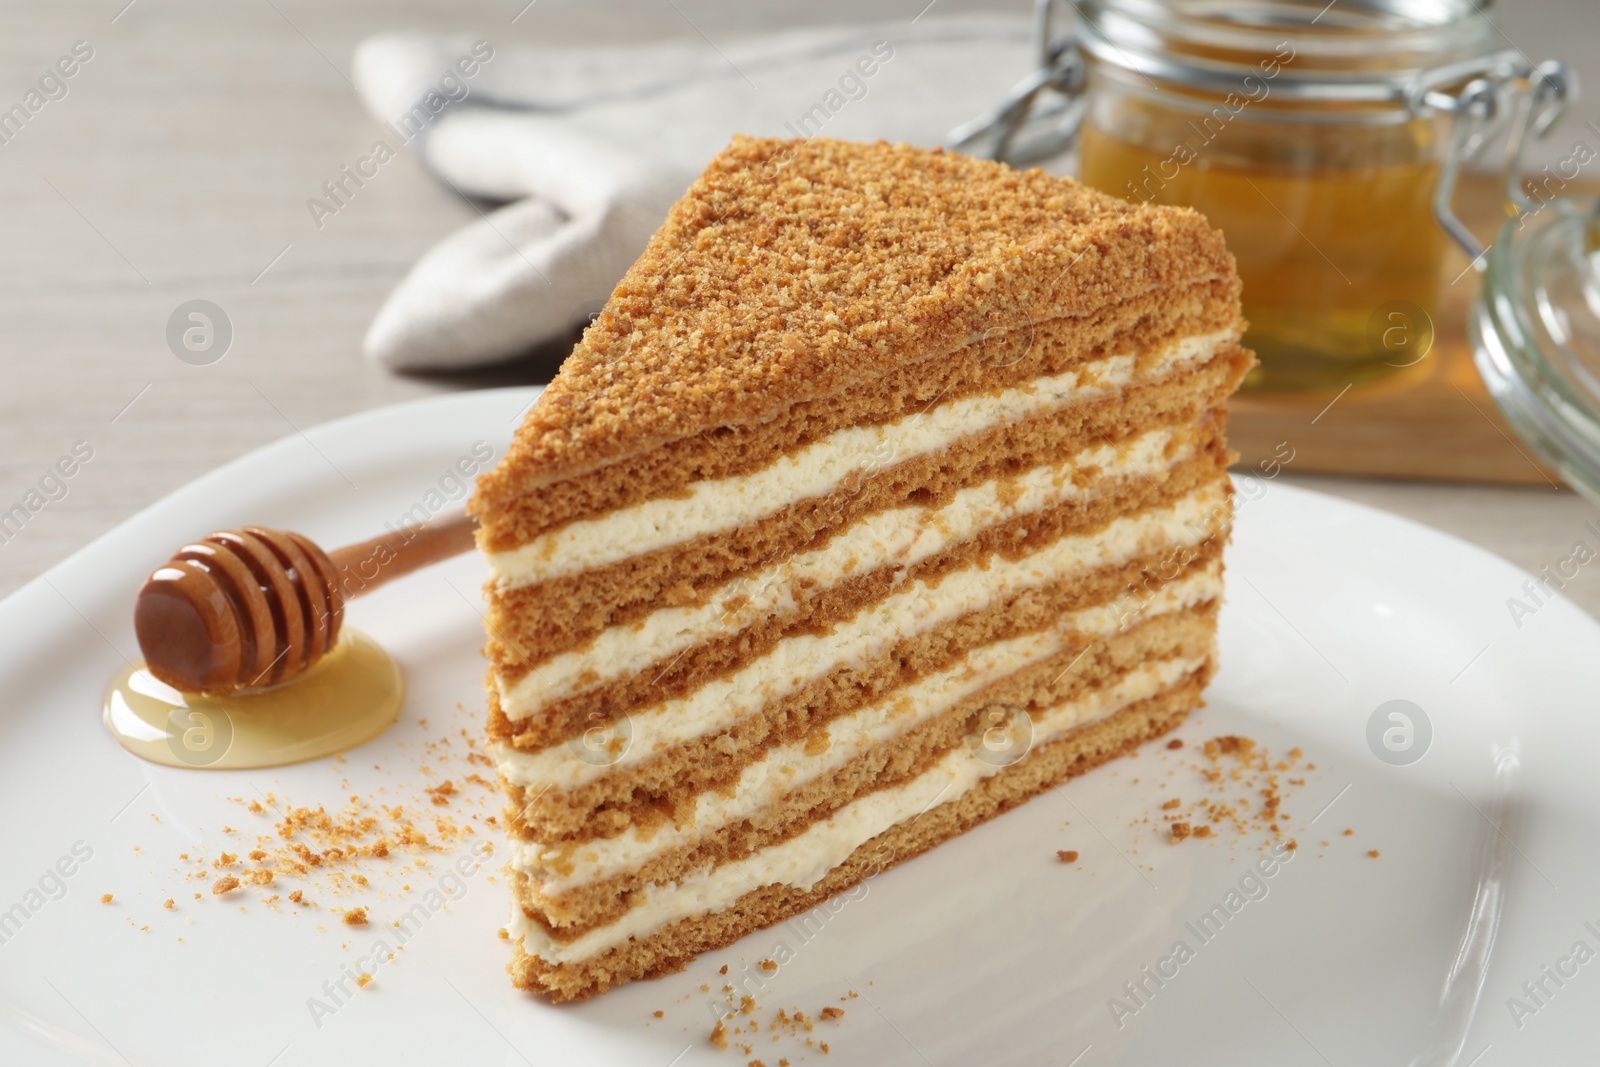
[471,136,1251,1001]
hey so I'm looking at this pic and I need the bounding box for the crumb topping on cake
[473,136,1234,512]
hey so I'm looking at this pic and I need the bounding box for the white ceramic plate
[4,387,1600,1066]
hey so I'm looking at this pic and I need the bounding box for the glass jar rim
[1076,0,1504,110]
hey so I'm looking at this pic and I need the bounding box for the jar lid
[1473,195,1600,500]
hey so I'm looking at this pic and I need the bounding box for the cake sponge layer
[496,420,1204,721]
[484,345,1247,686]
[477,278,1237,553]
[509,673,1205,1002]
[495,499,1227,841]
[510,603,1217,931]
[489,427,1233,753]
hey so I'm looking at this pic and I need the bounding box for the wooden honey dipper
[134,511,477,694]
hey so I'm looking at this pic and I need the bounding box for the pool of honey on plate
[1079,102,1445,391]
[103,628,403,769]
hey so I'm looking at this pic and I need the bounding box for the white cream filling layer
[502,424,1191,716]
[509,565,1219,894]
[489,329,1232,588]
[492,479,1227,792]
[510,653,1207,965]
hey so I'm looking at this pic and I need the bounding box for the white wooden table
[3,0,1598,616]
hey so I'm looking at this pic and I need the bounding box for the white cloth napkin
[351,16,1033,372]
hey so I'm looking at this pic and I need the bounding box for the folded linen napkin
[351,16,1034,371]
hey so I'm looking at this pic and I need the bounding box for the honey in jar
[1068,0,1506,390]
[1080,119,1444,389]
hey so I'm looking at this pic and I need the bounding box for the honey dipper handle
[327,509,477,599]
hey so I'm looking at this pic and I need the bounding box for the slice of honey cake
[470,135,1251,1002]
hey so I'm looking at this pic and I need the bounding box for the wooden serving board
[1227,173,1578,487]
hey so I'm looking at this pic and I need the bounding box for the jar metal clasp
[1419,57,1578,273]
[945,0,1084,165]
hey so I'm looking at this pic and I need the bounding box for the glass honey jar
[949,0,1576,392]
